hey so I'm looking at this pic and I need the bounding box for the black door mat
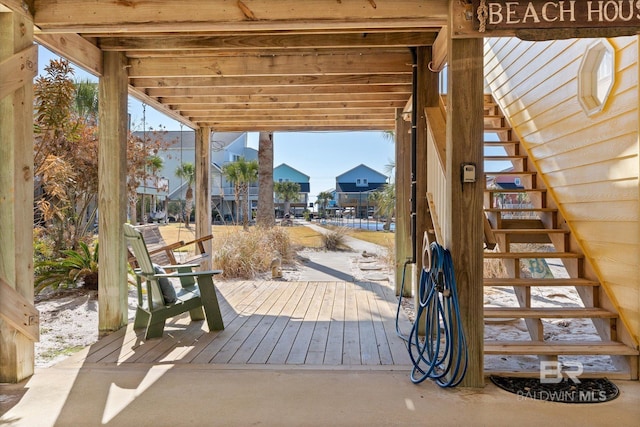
[490,375,619,404]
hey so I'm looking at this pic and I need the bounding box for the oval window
[578,40,615,116]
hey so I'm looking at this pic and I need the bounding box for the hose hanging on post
[396,242,468,387]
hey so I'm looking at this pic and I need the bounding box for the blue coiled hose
[396,242,468,387]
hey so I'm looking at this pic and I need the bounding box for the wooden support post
[395,108,412,296]
[446,36,485,387]
[0,9,36,383]
[195,126,212,270]
[98,51,128,335]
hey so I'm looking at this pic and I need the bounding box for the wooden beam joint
[0,43,37,99]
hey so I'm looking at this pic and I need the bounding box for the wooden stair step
[485,208,556,213]
[491,228,569,235]
[485,188,545,194]
[484,251,581,259]
[484,341,639,356]
[485,155,527,161]
[484,126,512,132]
[485,171,536,176]
[484,140,519,146]
[484,307,617,319]
[484,278,599,287]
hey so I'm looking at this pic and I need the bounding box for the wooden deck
[81,280,413,368]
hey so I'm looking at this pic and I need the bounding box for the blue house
[273,163,310,217]
[335,164,388,218]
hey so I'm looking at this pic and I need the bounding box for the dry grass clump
[321,227,350,251]
[213,227,294,279]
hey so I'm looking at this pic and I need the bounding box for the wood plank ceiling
[28,0,448,131]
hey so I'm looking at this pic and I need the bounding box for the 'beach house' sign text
[473,1,640,32]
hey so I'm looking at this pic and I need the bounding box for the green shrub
[34,242,99,294]
[213,227,293,279]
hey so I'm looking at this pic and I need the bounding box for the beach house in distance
[273,163,311,217]
[132,131,258,223]
[335,164,388,218]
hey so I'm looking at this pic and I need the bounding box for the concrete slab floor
[1,362,638,427]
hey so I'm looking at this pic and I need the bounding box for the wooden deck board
[306,282,336,364]
[287,282,327,364]
[192,280,282,364]
[364,282,395,365]
[357,282,380,365]
[342,281,362,365]
[229,281,298,363]
[324,281,346,365]
[267,281,317,364]
[213,281,290,363]
[81,280,413,368]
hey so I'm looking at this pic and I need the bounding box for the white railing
[427,129,447,243]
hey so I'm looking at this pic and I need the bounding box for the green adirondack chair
[124,223,224,339]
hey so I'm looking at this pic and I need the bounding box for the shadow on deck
[83,280,413,368]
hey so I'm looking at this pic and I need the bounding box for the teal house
[273,163,311,217]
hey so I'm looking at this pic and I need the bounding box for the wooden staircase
[481,94,639,378]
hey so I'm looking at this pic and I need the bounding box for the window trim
[578,39,615,117]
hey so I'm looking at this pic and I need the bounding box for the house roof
[336,163,388,182]
[132,131,244,150]
[274,163,311,181]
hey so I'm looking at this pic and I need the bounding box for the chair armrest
[154,270,223,278]
[179,234,213,254]
[147,240,186,256]
[158,263,202,270]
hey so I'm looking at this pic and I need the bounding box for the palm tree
[73,79,99,124]
[175,162,195,228]
[369,183,395,231]
[147,155,164,220]
[222,157,258,230]
[316,191,333,219]
[274,181,301,218]
[257,131,275,227]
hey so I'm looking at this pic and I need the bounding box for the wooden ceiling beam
[170,101,405,110]
[100,31,436,51]
[35,33,103,76]
[192,117,393,124]
[34,0,448,33]
[0,0,33,19]
[145,84,412,97]
[195,121,396,132]
[204,125,394,132]
[185,113,393,121]
[130,74,412,89]
[160,93,409,105]
[128,51,413,78]
[178,108,396,118]
[125,47,410,58]
[128,87,197,129]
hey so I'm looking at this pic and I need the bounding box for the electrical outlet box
[462,163,476,183]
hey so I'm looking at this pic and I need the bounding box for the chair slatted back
[124,223,165,306]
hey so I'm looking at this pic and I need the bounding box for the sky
[38,46,395,203]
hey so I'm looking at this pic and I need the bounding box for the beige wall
[484,36,640,345]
